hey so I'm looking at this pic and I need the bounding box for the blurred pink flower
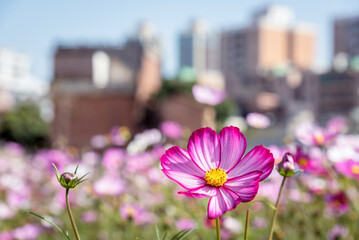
[0,202,15,219]
[6,187,31,209]
[327,225,348,240]
[109,126,128,146]
[176,218,197,230]
[252,217,268,229]
[326,116,347,135]
[267,145,287,165]
[293,146,327,175]
[335,159,359,180]
[0,231,13,240]
[161,126,274,219]
[296,121,340,147]
[246,113,270,129]
[102,148,125,169]
[34,150,71,173]
[324,192,349,217]
[4,142,24,156]
[192,84,226,106]
[81,210,98,223]
[161,121,183,140]
[120,204,157,225]
[90,135,107,149]
[13,224,41,240]
[93,176,125,196]
[126,152,156,173]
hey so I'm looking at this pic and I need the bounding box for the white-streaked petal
[207,188,240,219]
[162,169,206,190]
[228,145,274,181]
[224,171,262,202]
[218,126,247,171]
[187,127,221,171]
[161,146,205,177]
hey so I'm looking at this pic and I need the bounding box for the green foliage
[155,79,195,100]
[214,99,237,123]
[0,103,48,149]
[156,225,195,240]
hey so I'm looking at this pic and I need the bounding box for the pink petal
[162,169,206,190]
[192,84,227,106]
[224,171,262,202]
[187,127,221,172]
[227,145,274,181]
[207,188,240,219]
[218,126,247,171]
[161,146,205,177]
[179,186,218,199]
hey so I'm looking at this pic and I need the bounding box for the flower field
[0,117,358,240]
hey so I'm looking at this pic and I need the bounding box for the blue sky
[0,0,358,81]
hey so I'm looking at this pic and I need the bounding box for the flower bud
[277,152,296,177]
[60,172,78,189]
[61,172,77,184]
[53,163,89,190]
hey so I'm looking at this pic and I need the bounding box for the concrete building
[318,71,359,117]
[51,24,162,148]
[0,48,48,112]
[179,19,220,73]
[221,5,316,99]
[334,16,359,59]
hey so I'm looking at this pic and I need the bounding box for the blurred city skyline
[0,0,358,81]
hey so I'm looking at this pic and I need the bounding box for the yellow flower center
[351,165,359,175]
[314,133,325,145]
[205,168,227,187]
[298,158,308,167]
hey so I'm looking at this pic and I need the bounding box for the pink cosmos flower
[102,148,125,169]
[324,192,349,217]
[293,146,327,175]
[161,126,274,219]
[335,159,359,180]
[81,210,98,223]
[176,218,197,230]
[327,225,349,240]
[12,224,41,240]
[93,175,125,196]
[161,121,183,140]
[295,121,341,147]
[192,84,227,106]
[120,204,157,225]
[246,113,270,129]
[326,116,347,135]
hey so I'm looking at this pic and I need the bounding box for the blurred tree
[0,103,49,149]
[155,78,195,100]
[214,99,237,123]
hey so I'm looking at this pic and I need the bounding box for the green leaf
[77,172,90,182]
[257,200,277,210]
[162,232,168,240]
[27,211,71,240]
[171,229,195,240]
[52,163,61,180]
[155,225,161,240]
[74,164,79,174]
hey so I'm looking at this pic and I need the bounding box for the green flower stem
[66,188,81,240]
[216,217,221,240]
[268,176,286,240]
[244,209,250,240]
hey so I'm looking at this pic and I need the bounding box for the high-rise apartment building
[221,5,315,97]
[334,16,359,58]
[0,48,48,109]
[179,19,220,73]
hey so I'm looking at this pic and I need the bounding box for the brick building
[51,37,161,148]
